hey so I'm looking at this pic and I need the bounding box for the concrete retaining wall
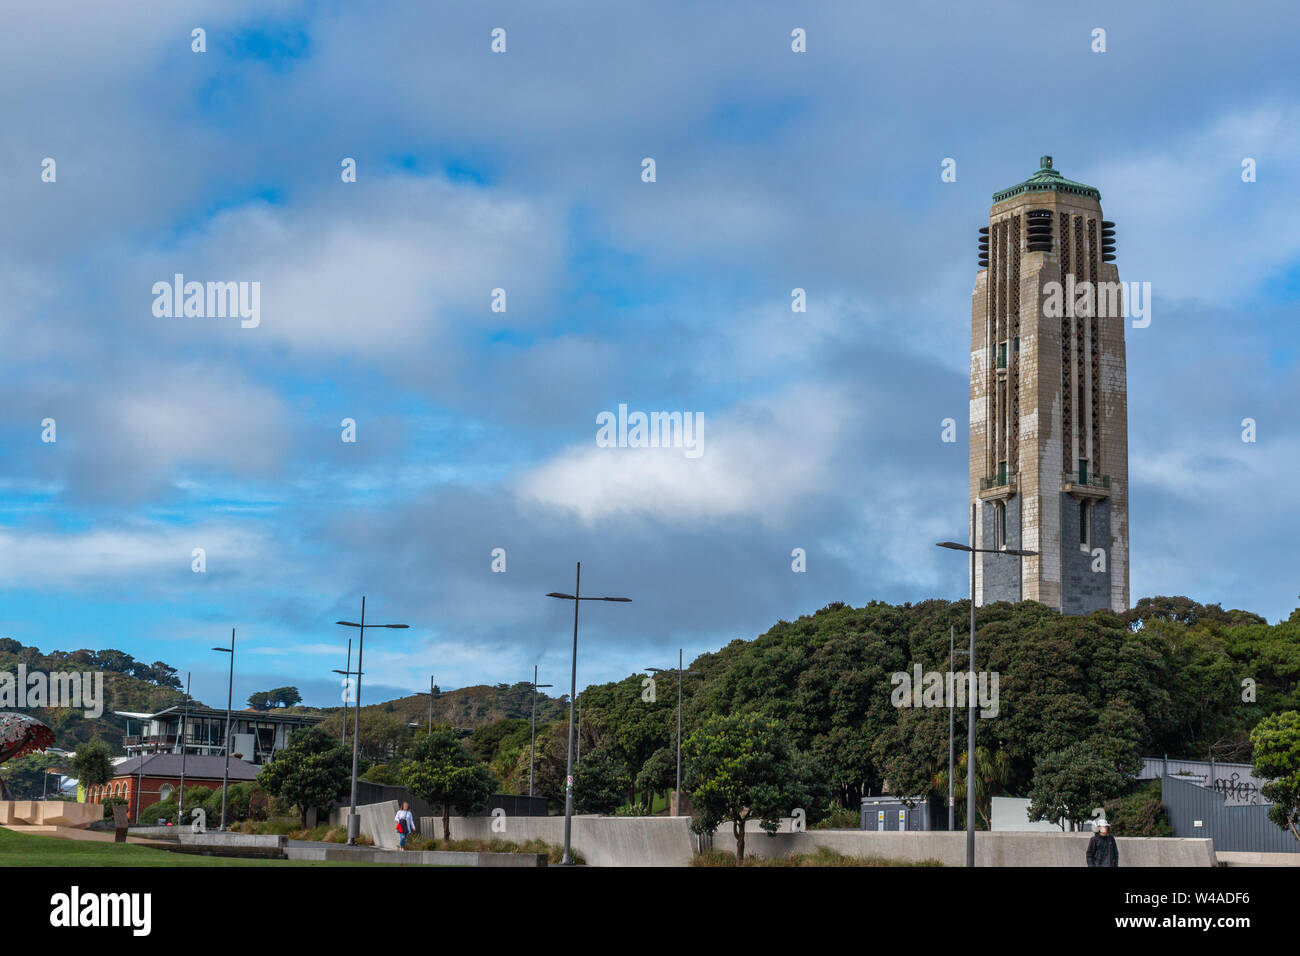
[327,803,1215,867]
[708,827,1217,867]
[330,799,401,849]
[178,831,287,849]
[1217,851,1300,866]
[123,825,182,839]
[424,814,698,867]
[285,844,545,866]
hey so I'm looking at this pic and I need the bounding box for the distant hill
[308,681,568,736]
[0,638,191,753]
[0,637,569,757]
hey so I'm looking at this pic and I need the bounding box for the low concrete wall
[0,801,101,828]
[332,804,1217,867]
[330,800,403,849]
[329,799,401,849]
[424,814,698,867]
[178,831,287,849]
[168,832,287,859]
[124,825,182,839]
[708,828,1217,867]
[285,844,545,866]
[1217,851,1300,866]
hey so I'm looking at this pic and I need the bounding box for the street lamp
[211,628,235,831]
[332,661,363,751]
[178,672,192,829]
[334,638,353,747]
[937,502,1037,867]
[526,666,553,798]
[648,649,695,815]
[413,674,437,734]
[546,561,631,865]
[335,596,409,845]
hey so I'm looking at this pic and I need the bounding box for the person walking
[1086,818,1119,867]
[395,801,417,851]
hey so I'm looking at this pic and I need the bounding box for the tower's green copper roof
[992,156,1100,203]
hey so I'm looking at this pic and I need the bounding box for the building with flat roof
[116,704,324,765]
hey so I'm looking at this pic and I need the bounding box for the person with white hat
[1086,817,1119,867]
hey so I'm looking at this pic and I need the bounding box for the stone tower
[969,156,1129,615]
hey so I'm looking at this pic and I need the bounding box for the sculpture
[0,712,57,800]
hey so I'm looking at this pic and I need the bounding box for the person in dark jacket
[1086,819,1119,867]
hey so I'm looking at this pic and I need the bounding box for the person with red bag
[394,802,417,851]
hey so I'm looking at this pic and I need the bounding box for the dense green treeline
[468,595,1299,824]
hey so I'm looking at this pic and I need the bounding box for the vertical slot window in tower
[994,501,1006,550]
[1079,499,1090,549]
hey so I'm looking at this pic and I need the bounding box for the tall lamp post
[335,639,353,747]
[937,502,1036,867]
[648,649,694,815]
[546,561,631,865]
[178,672,191,829]
[332,660,363,750]
[527,666,553,798]
[413,675,437,735]
[335,596,409,845]
[211,629,235,831]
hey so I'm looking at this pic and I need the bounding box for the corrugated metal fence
[1161,774,1299,854]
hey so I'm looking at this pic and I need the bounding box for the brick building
[86,754,261,824]
[970,156,1130,614]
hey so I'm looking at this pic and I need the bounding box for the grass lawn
[0,827,384,867]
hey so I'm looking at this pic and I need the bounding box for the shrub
[100,796,127,821]
[691,846,941,867]
[1103,780,1172,837]
[811,803,860,829]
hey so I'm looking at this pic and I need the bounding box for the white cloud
[514,384,848,526]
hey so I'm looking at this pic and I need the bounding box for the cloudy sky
[2,1,1297,709]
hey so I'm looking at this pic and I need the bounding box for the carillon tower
[970,156,1129,614]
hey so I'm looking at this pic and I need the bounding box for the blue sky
[2,1,1298,710]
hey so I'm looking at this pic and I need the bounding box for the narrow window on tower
[1079,500,1090,549]
[997,502,1007,550]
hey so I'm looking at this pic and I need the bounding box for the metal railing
[1063,472,1110,490]
[979,472,1017,492]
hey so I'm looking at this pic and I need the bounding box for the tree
[1027,737,1141,830]
[0,752,66,800]
[575,747,633,814]
[635,746,677,809]
[72,739,114,795]
[400,728,498,839]
[1250,710,1300,843]
[257,727,351,828]
[247,691,274,710]
[270,686,302,708]
[684,713,806,864]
